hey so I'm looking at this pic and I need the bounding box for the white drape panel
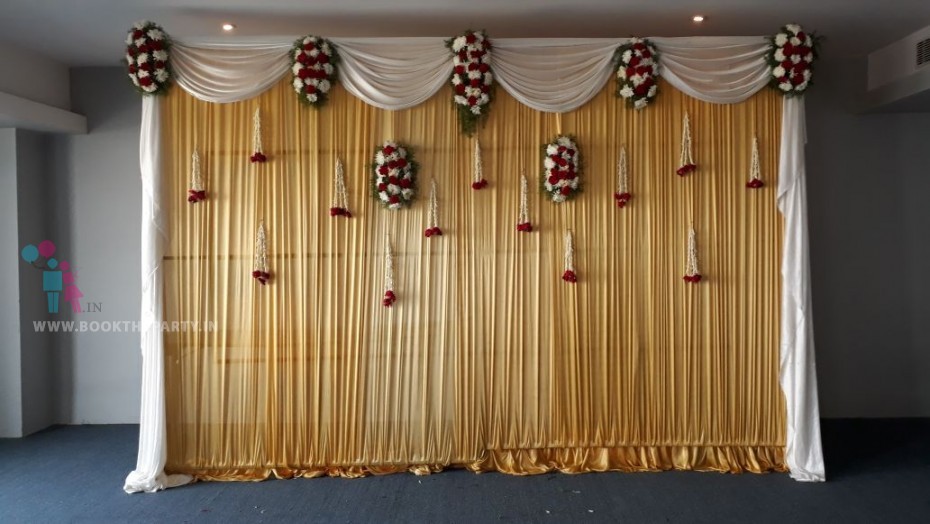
[492,39,621,112]
[777,97,825,481]
[129,36,825,491]
[124,96,193,493]
[651,37,772,104]
[332,37,453,110]
[172,41,292,104]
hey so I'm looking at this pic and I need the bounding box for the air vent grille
[918,38,930,68]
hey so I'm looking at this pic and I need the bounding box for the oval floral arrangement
[125,21,171,94]
[372,141,418,210]
[291,35,338,106]
[447,30,494,136]
[615,37,659,109]
[542,135,582,203]
[768,24,819,96]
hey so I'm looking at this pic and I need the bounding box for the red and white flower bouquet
[291,35,338,107]
[542,135,582,203]
[125,21,171,95]
[615,38,659,109]
[447,30,494,135]
[768,24,819,96]
[372,141,418,210]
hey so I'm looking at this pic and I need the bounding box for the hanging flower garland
[187,149,206,203]
[683,227,702,283]
[252,221,271,285]
[124,21,171,95]
[677,113,697,176]
[250,108,267,163]
[542,135,582,203]
[472,140,489,190]
[382,236,396,307]
[615,38,659,109]
[562,231,578,284]
[517,173,533,233]
[614,146,632,207]
[330,158,352,217]
[290,35,339,107]
[768,24,820,96]
[747,136,764,189]
[425,179,443,237]
[372,141,418,210]
[447,30,494,136]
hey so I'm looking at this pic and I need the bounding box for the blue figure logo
[21,240,80,314]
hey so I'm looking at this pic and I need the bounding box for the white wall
[0,41,71,110]
[48,67,142,424]
[0,129,23,437]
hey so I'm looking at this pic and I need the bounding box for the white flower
[143,84,157,92]
[546,145,558,155]
[470,105,481,115]
[309,48,319,57]
[785,24,801,34]
[379,193,389,202]
[780,82,792,91]
[388,184,400,194]
[805,53,814,63]
[294,50,303,59]
[147,29,164,41]
[137,69,149,78]
[451,75,462,86]
[134,38,146,48]
[307,93,318,102]
[544,158,556,169]
[553,193,566,203]
[468,71,481,80]
[125,53,134,65]
[402,189,413,199]
[323,64,334,75]
[155,69,169,82]
[389,203,402,210]
[318,80,331,93]
[774,49,786,62]
[622,50,632,62]
[133,21,146,30]
[375,152,385,164]
[454,95,467,105]
[129,74,139,85]
[321,43,331,55]
[484,73,493,85]
[452,36,467,51]
[617,68,627,80]
[798,81,809,91]
[631,74,644,87]
[292,63,302,75]
[480,93,489,103]
[803,69,812,80]
[544,182,553,191]
[791,55,801,64]
[480,54,491,65]
[775,34,788,46]
[304,77,314,85]
[570,178,579,189]
[152,50,168,62]
[293,78,303,91]
[125,33,133,45]
[619,86,634,98]
[634,98,647,109]
[790,37,801,46]
[557,136,572,146]
[453,55,463,67]
[773,66,786,78]
[648,85,657,97]
[303,36,312,45]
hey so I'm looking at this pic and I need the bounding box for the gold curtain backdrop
[162,78,786,480]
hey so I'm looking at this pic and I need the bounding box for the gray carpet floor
[1,419,928,523]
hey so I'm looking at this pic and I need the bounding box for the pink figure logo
[20,240,83,314]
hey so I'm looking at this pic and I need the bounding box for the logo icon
[21,240,83,314]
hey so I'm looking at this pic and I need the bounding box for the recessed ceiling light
[692,15,705,23]
[222,23,236,31]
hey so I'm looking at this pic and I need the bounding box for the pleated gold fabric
[162,79,787,480]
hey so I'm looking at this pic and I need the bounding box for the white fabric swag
[125,36,824,493]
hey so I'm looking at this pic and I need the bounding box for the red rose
[547,175,558,185]
[626,67,635,78]
[400,179,411,188]
[425,228,433,238]
[781,60,792,70]
[389,195,400,204]
[470,50,483,59]
[560,186,571,195]
[454,65,465,75]
[455,84,466,95]
[128,64,137,73]
[382,298,392,307]
[797,32,807,42]
[383,145,395,155]
[151,41,163,51]
[566,149,575,156]
[479,63,490,73]
[385,290,395,299]
[465,33,476,44]
[634,84,648,96]
[304,85,317,94]
[298,68,310,79]
[396,158,407,167]
[791,74,804,85]
[297,53,309,64]
[470,78,480,87]
[318,54,329,64]
[467,96,477,106]
[458,51,467,61]
[139,76,153,86]
[432,227,442,236]
[378,183,387,191]
[329,207,340,216]
[783,42,794,55]
[642,50,652,59]
[468,63,479,71]
[303,42,316,51]
[388,176,398,184]
[252,270,261,278]
[629,56,641,67]
[154,60,166,69]
[378,166,388,175]
[633,42,646,51]
[480,84,490,93]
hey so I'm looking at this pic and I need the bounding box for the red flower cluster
[770,25,817,95]
[683,274,703,283]
[471,179,489,190]
[329,206,352,217]
[424,226,443,238]
[614,192,632,208]
[252,270,271,285]
[449,30,493,134]
[187,189,206,204]
[291,35,337,105]
[562,270,578,283]
[373,142,417,209]
[250,152,267,163]
[615,38,659,109]
[543,136,582,203]
[676,163,697,177]
[382,290,396,307]
[746,178,764,189]
[125,22,170,94]
[517,222,533,233]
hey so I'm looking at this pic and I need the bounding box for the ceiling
[2,0,929,66]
